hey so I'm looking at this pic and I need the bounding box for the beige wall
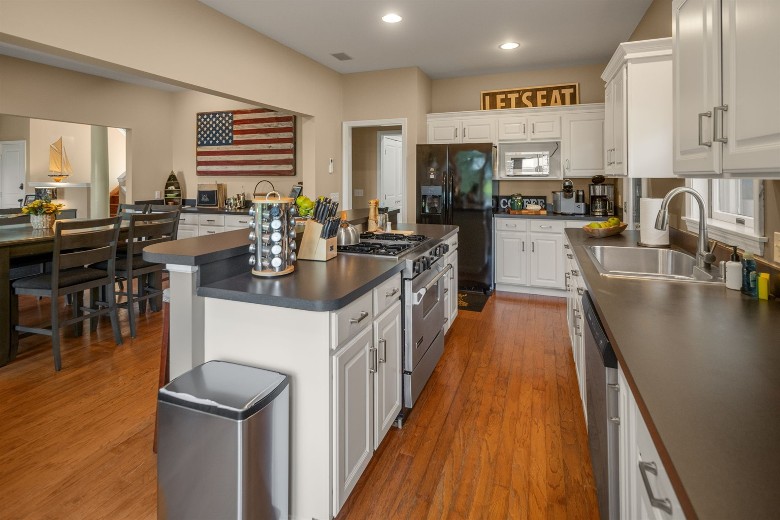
[0,55,173,203]
[629,0,672,41]
[343,67,431,221]
[0,0,344,199]
[430,63,608,113]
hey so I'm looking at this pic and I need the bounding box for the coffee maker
[589,183,615,216]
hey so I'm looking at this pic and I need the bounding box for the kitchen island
[144,222,457,520]
[566,229,780,519]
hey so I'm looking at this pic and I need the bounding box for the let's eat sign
[480,83,579,110]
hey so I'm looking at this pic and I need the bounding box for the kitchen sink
[584,245,724,284]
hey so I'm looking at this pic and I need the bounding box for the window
[685,179,766,255]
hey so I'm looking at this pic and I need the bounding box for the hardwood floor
[0,291,597,519]
[336,292,599,520]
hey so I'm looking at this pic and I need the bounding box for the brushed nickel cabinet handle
[698,111,713,147]
[350,311,369,324]
[571,269,580,276]
[713,105,728,143]
[577,287,584,295]
[454,128,458,139]
[567,253,574,259]
[385,287,399,298]
[638,461,673,515]
[378,338,387,363]
[369,346,377,373]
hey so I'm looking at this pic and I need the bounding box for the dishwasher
[582,290,619,520]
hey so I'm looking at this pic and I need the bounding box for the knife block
[297,219,337,261]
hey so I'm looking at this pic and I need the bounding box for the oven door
[404,262,450,372]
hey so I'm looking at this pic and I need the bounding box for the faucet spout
[655,187,714,269]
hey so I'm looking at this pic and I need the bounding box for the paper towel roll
[639,198,670,246]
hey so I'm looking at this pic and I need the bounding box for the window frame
[683,178,766,255]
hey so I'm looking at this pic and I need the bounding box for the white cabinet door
[720,0,780,174]
[448,252,459,326]
[461,118,496,143]
[373,301,402,450]
[562,111,605,178]
[529,232,564,289]
[428,119,461,144]
[528,114,561,140]
[618,365,639,520]
[498,116,528,140]
[333,326,373,512]
[672,0,721,176]
[495,231,528,285]
[611,69,627,175]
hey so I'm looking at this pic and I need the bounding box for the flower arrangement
[21,196,63,216]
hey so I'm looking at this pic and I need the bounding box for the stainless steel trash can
[157,360,289,520]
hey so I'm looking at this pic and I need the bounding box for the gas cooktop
[337,232,430,257]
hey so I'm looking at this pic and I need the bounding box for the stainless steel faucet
[655,187,716,269]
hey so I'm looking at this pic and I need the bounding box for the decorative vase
[30,213,55,230]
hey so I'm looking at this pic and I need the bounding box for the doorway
[0,140,26,208]
[342,118,407,223]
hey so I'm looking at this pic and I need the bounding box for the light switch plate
[774,232,780,263]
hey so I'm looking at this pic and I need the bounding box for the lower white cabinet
[178,212,253,237]
[495,218,565,294]
[443,232,459,333]
[564,236,586,418]
[332,278,402,514]
[618,365,685,520]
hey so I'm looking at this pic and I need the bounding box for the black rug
[457,291,489,312]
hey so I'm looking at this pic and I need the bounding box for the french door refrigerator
[416,143,496,294]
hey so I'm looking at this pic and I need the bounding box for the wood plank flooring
[336,293,599,520]
[0,291,598,519]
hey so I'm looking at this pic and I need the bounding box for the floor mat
[457,291,489,312]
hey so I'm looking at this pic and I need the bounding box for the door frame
[376,130,403,222]
[0,140,27,208]
[342,118,407,220]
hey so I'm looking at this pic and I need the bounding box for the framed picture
[23,194,36,205]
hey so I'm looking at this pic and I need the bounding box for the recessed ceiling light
[499,42,520,50]
[382,13,402,23]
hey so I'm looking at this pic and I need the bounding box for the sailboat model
[48,137,72,182]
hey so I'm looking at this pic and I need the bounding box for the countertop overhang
[567,228,780,520]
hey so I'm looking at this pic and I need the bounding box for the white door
[373,300,402,450]
[495,231,527,286]
[672,0,722,175]
[379,133,404,222]
[721,0,780,174]
[529,232,564,288]
[0,141,26,208]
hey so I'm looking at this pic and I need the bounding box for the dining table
[0,220,162,367]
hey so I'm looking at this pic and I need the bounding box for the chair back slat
[51,216,121,283]
[147,206,181,240]
[124,212,178,257]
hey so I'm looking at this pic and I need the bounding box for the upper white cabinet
[498,114,562,141]
[673,0,780,177]
[602,38,674,177]
[428,117,496,144]
[562,109,606,178]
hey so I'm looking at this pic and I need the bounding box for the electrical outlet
[774,232,780,263]
[354,189,364,197]
[329,192,339,202]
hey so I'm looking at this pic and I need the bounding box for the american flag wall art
[196,108,295,176]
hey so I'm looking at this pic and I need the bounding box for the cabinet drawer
[179,213,199,226]
[529,220,565,233]
[224,214,253,228]
[198,227,222,236]
[494,218,528,232]
[198,214,225,227]
[332,292,374,349]
[444,232,458,251]
[373,274,401,318]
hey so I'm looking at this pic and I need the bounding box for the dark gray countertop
[181,206,399,226]
[494,212,608,221]
[567,228,780,520]
[144,223,457,311]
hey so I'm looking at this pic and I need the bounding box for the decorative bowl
[582,223,627,238]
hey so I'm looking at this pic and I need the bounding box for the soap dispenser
[725,246,741,291]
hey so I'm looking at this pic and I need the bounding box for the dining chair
[97,212,177,338]
[148,204,182,239]
[10,216,123,371]
[117,203,150,218]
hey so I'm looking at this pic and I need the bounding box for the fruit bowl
[582,223,627,238]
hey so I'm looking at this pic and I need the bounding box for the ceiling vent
[331,52,353,61]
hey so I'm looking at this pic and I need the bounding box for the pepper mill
[367,199,379,232]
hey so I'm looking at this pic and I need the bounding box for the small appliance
[589,183,615,216]
[552,179,587,215]
[503,150,551,177]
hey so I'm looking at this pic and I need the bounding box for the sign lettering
[480,83,579,110]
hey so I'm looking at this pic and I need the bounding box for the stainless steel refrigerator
[416,143,496,294]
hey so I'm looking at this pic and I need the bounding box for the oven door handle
[413,264,452,305]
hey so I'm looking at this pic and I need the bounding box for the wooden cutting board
[509,209,547,215]
[385,229,415,235]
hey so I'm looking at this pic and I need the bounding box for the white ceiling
[0,0,653,90]
[200,0,654,79]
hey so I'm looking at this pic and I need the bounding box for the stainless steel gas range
[338,232,451,424]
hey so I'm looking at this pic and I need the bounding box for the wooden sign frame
[480,83,579,110]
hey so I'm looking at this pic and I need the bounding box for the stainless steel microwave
[504,150,551,177]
